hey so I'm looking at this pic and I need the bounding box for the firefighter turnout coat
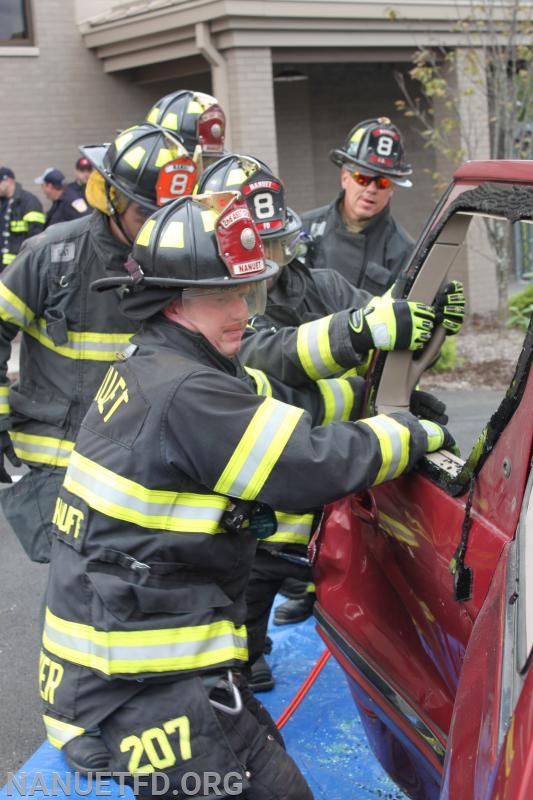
[0,182,45,269]
[41,315,428,744]
[301,192,414,295]
[0,211,138,469]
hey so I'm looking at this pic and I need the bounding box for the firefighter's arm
[23,199,46,239]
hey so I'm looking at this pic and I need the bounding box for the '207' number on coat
[120,716,192,774]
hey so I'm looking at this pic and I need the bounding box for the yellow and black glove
[434,280,465,335]
[349,296,435,353]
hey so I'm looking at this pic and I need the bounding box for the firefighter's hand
[419,419,459,455]
[0,431,21,483]
[349,296,435,353]
[434,280,465,335]
[409,389,448,425]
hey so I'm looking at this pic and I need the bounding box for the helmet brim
[329,148,413,187]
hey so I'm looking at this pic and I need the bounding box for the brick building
[2,1,500,311]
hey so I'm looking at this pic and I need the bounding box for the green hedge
[508,285,533,330]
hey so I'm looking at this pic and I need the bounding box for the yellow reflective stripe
[161,111,178,131]
[123,145,145,170]
[262,511,314,545]
[214,397,304,500]
[10,220,28,232]
[2,254,16,265]
[160,220,184,248]
[296,316,344,380]
[65,450,229,533]
[25,318,133,360]
[317,378,354,424]
[244,366,273,397]
[43,608,248,676]
[136,218,156,247]
[359,414,410,484]
[115,130,134,151]
[146,106,161,125]
[0,384,10,414]
[0,283,35,328]
[43,714,85,749]
[11,432,75,467]
[187,100,203,114]
[24,210,46,224]
[155,148,176,168]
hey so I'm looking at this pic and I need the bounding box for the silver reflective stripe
[65,451,229,533]
[43,714,84,747]
[0,285,34,327]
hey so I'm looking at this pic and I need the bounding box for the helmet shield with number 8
[330,117,413,187]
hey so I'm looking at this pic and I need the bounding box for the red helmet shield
[197,105,226,155]
[215,196,268,278]
[156,157,198,205]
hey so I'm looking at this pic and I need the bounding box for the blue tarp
[1,598,407,799]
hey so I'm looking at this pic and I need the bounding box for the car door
[313,162,533,800]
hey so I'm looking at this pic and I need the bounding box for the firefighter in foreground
[0,123,195,563]
[40,191,456,797]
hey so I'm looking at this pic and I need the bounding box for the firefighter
[302,117,415,293]
[196,155,465,689]
[0,166,45,270]
[146,88,226,167]
[40,192,455,793]
[34,167,91,226]
[0,123,195,564]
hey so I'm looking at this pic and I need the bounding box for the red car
[313,161,533,800]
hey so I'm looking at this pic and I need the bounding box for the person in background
[0,166,45,271]
[0,124,194,569]
[35,167,90,226]
[302,117,415,295]
[67,156,93,202]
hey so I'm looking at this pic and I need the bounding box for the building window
[0,0,33,46]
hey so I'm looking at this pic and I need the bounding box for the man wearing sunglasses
[302,117,415,295]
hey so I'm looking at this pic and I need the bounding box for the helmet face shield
[182,280,267,319]
[263,229,305,267]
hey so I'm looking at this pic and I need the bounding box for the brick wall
[0,0,171,205]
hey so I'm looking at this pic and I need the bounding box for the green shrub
[508,285,533,330]
[430,337,459,373]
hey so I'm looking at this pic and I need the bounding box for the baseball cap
[35,168,65,187]
[76,156,92,171]
[0,167,15,181]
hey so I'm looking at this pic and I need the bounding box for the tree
[392,0,533,315]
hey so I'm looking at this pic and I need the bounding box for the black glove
[349,296,435,353]
[0,431,21,483]
[434,280,465,335]
[409,389,448,425]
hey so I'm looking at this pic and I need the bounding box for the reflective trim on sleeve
[296,316,344,379]
[2,254,16,266]
[64,450,230,533]
[25,318,133,361]
[317,378,355,424]
[0,283,36,328]
[359,414,411,484]
[214,397,304,500]
[43,608,248,676]
[9,220,29,233]
[244,366,273,397]
[0,384,10,415]
[262,511,314,546]
[24,210,46,225]
[42,714,85,749]
[11,432,75,467]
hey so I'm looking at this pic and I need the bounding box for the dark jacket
[0,211,139,467]
[45,185,90,227]
[301,192,414,295]
[0,183,45,269]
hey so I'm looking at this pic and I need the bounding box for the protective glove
[0,431,21,483]
[434,280,465,335]
[409,388,448,425]
[418,418,458,454]
[349,296,435,353]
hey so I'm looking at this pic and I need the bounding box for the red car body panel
[313,161,533,799]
